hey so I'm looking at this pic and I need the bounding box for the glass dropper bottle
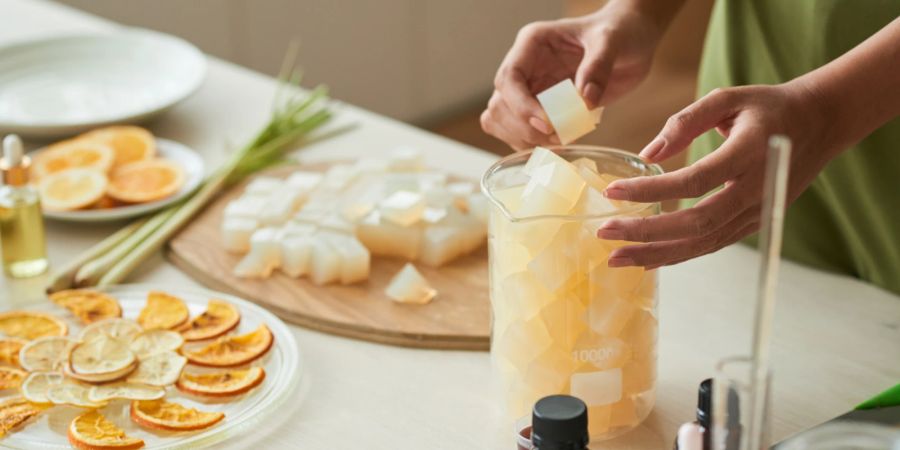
[0,134,48,278]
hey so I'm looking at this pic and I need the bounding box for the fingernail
[582,82,601,109]
[608,256,635,267]
[639,137,666,161]
[596,224,625,240]
[603,186,630,200]
[529,117,553,135]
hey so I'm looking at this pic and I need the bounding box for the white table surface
[1,1,898,449]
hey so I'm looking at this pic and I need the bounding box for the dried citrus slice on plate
[0,338,27,367]
[19,336,78,372]
[21,372,65,404]
[130,329,184,359]
[38,168,108,212]
[79,318,142,344]
[137,291,189,330]
[88,383,165,403]
[65,360,138,384]
[179,300,241,341]
[106,159,185,204]
[130,399,224,431]
[31,140,114,180]
[48,381,108,408]
[69,410,144,450]
[80,126,156,169]
[69,334,136,378]
[49,289,122,324]
[0,397,49,438]
[126,351,186,386]
[181,325,273,367]
[0,367,27,390]
[0,311,67,340]
[176,366,265,397]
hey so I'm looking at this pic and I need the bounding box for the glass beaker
[482,146,662,440]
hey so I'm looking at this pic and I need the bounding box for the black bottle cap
[531,395,589,450]
[697,378,712,429]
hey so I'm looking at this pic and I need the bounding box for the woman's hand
[597,82,841,269]
[481,3,665,150]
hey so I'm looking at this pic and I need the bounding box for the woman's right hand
[481,3,665,150]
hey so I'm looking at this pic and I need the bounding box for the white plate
[0,29,206,138]
[0,284,304,450]
[39,138,205,222]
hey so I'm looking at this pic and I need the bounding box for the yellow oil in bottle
[0,187,48,277]
[0,134,48,278]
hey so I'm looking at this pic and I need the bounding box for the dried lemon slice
[19,336,77,372]
[79,318,142,344]
[49,289,122,324]
[48,381,108,408]
[0,311,67,340]
[88,383,165,403]
[130,330,184,360]
[0,338,27,367]
[0,367,27,390]
[106,159,185,204]
[31,140,114,180]
[38,168,109,212]
[179,300,241,341]
[0,397,49,438]
[130,399,224,431]
[21,372,65,404]
[70,334,136,376]
[181,325,273,367]
[65,360,138,384]
[176,367,265,397]
[80,126,156,169]
[126,351,186,386]
[137,291,189,330]
[68,410,144,450]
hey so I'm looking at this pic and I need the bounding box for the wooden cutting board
[166,165,491,350]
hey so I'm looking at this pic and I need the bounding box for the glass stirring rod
[747,135,792,450]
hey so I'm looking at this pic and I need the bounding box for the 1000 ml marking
[573,347,617,366]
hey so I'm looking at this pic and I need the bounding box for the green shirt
[691,0,900,295]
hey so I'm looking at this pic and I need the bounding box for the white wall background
[54,0,562,124]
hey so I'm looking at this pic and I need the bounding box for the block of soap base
[537,78,602,144]
[385,263,437,304]
[379,190,426,226]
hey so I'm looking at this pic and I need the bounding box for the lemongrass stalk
[45,218,149,294]
[74,207,178,287]
[97,165,234,287]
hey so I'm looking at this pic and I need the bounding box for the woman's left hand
[597,81,841,269]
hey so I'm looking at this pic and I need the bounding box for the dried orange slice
[79,318,142,344]
[38,168,108,212]
[106,159,185,204]
[31,139,114,180]
[69,410,144,450]
[125,351,186,386]
[179,300,241,341]
[0,367,26,390]
[81,126,156,169]
[176,367,265,397]
[0,397,48,438]
[137,291,189,330]
[89,195,123,210]
[130,399,224,431]
[50,289,122,324]
[0,311,67,340]
[0,338,27,367]
[19,336,77,372]
[181,325,273,367]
